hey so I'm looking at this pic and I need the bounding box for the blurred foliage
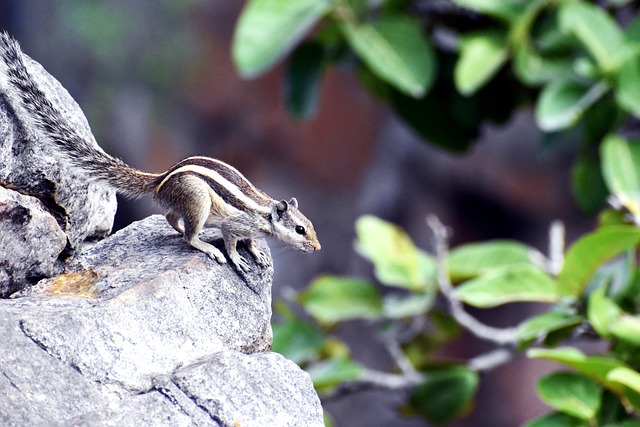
[233,0,640,425]
[59,0,199,89]
[53,0,202,141]
[273,209,640,425]
[232,0,640,208]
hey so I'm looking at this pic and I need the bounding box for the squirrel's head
[269,198,321,252]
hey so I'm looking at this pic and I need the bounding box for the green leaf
[452,0,525,22]
[523,412,590,427]
[272,303,327,364]
[572,152,608,214]
[455,30,509,95]
[527,347,627,392]
[517,311,583,344]
[607,367,640,394]
[355,215,436,291]
[593,254,637,304]
[557,225,640,297]
[625,14,640,45]
[284,42,325,120]
[232,0,331,77]
[597,390,628,426]
[601,135,640,220]
[307,357,364,392]
[382,292,433,319]
[558,2,625,72]
[513,43,572,86]
[609,315,640,346]
[598,210,629,227]
[341,15,435,97]
[386,80,478,152]
[616,56,640,117]
[587,287,623,339]
[604,422,640,427]
[584,99,622,145]
[536,80,609,132]
[409,366,478,424]
[454,265,558,308]
[537,372,602,421]
[323,411,335,427]
[447,240,534,281]
[299,276,383,324]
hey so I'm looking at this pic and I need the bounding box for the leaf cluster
[231,0,640,425]
[233,0,640,163]
[271,143,640,424]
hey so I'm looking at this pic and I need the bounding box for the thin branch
[426,214,518,346]
[528,221,565,275]
[360,368,424,389]
[467,348,514,372]
[548,220,565,276]
[381,326,423,383]
[322,347,514,401]
[321,368,425,401]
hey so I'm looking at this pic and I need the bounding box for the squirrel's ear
[288,197,298,209]
[272,200,288,219]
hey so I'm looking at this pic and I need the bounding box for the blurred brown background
[1,1,597,425]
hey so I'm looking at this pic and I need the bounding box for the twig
[528,221,565,275]
[381,326,423,383]
[426,214,518,346]
[467,348,514,371]
[548,220,565,276]
[321,368,425,401]
[360,368,424,389]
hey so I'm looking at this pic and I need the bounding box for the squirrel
[0,32,321,272]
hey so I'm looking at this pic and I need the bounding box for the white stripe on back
[157,164,272,215]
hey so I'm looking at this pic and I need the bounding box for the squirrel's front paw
[229,252,251,272]
[251,249,270,267]
[208,249,227,264]
[190,239,227,264]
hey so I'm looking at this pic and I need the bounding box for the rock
[0,302,194,427]
[0,186,67,296]
[0,51,117,295]
[173,350,324,427]
[18,215,274,392]
[0,38,323,426]
[1,215,324,426]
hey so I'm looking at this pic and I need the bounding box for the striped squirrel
[0,32,320,272]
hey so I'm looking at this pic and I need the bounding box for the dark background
[1,1,597,425]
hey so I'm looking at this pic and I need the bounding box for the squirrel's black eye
[295,225,306,235]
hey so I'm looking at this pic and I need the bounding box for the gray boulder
[2,216,323,426]
[0,53,117,246]
[19,216,274,392]
[0,52,117,296]
[0,186,67,296]
[0,37,323,427]
[174,350,323,427]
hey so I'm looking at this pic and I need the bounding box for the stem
[548,220,565,276]
[381,326,423,383]
[426,214,518,346]
[468,348,514,371]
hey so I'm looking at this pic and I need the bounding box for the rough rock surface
[0,186,67,296]
[1,215,324,426]
[0,52,116,296]
[19,216,274,391]
[174,351,323,427]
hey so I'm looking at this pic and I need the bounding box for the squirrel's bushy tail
[0,31,160,199]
